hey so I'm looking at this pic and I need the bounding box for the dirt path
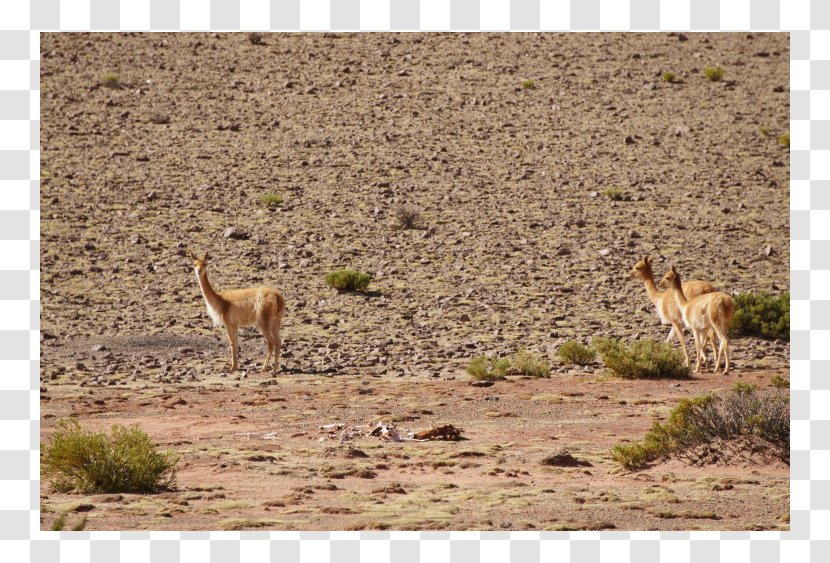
[41,366,788,531]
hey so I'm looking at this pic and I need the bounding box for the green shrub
[770,375,789,389]
[325,269,372,292]
[703,66,725,82]
[467,356,510,381]
[758,125,772,137]
[521,79,535,90]
[557,341,596,366]
[730,291,789,341]
[50,513,67,532]
[593,338,689,379]
[511,349,551,378]
[102,72,120,88]
[259,193,284,208]
[41,419,178,494]
[612,383,789,469]
[777,132,790,147]
[603,188,625,201]
[661,71,679,83]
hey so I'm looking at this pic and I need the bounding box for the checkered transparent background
[0,0,826,561]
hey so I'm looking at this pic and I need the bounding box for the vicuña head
[188,249,286,374]
[188,250,208,277]
[629,255,654,281]
[659,264,682,293]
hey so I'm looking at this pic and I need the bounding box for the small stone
[624,135,636,145]
[223,226,250,240]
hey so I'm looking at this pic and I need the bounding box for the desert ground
[39,32,789,531]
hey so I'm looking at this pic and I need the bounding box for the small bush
[661,71,679,84]
[758,125,772,137]
[777,132,790,147]
[394,206,420,230]
[149,113,170,125]
[102,72,120,88]
[593,338,689,379]
[467,356,510,381]
[248,32,264,45]
[259,193,284,208]
[603,188,625,201]
[511,349,551,378]
[770,375,789,389]
[703,66,725,82]
[50,513,67,531]
[325,269,372,292]
[41,419,178,494]
[612,383,789,469]
[557,341,596,366]
[521,79,535,90]
[730,291,789,341]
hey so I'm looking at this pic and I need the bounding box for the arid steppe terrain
[39,32,789,531]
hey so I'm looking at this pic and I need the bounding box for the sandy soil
[39,32,789,531]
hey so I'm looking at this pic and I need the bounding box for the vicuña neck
[671,281,688,308]
[197,271,226,310]
[641,272,660,301]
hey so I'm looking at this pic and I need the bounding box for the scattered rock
[541,449,593,467]
[223,227,250,240]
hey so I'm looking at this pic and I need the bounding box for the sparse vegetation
[50,513,67,531]
[593,338,689,379]
[102,72,120,88]
[467,356,510,381]
[777,132,790,147]
[394,205,420,230]
[603,188,625,201]
[511,349,551,378]
[557,340,596,366]
[41,419,178,494]
[703,66,725,82]
[521,79,535,89]
[758,125,772,137]
[771,375,789,389]
[259,193,284,208]
[730,291,789,341]
[325,269,372,292]
[661,71,680,83]
[248,33,264,45]
[612,383,789,469]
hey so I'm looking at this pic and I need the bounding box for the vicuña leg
[691,329,704,373]
[270,318,282,371]
[258,319,274,372]
[712,322,730,374]
[671,321,690,367]
[226,326,239,371]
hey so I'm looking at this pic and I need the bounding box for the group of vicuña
[188,250,735,376]
[630,255,735,375]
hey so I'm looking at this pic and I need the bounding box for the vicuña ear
[645,255,652,264]
[670,265,677,274]
[202,252,210,262]
[188,249,198,260]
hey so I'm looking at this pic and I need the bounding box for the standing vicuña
[189,251,286,372]
[661,265,735,375]
[629,255,716,367]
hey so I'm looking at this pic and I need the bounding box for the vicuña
[189,251,286,372]
[661,265,735,375]
[629,255,716,367]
